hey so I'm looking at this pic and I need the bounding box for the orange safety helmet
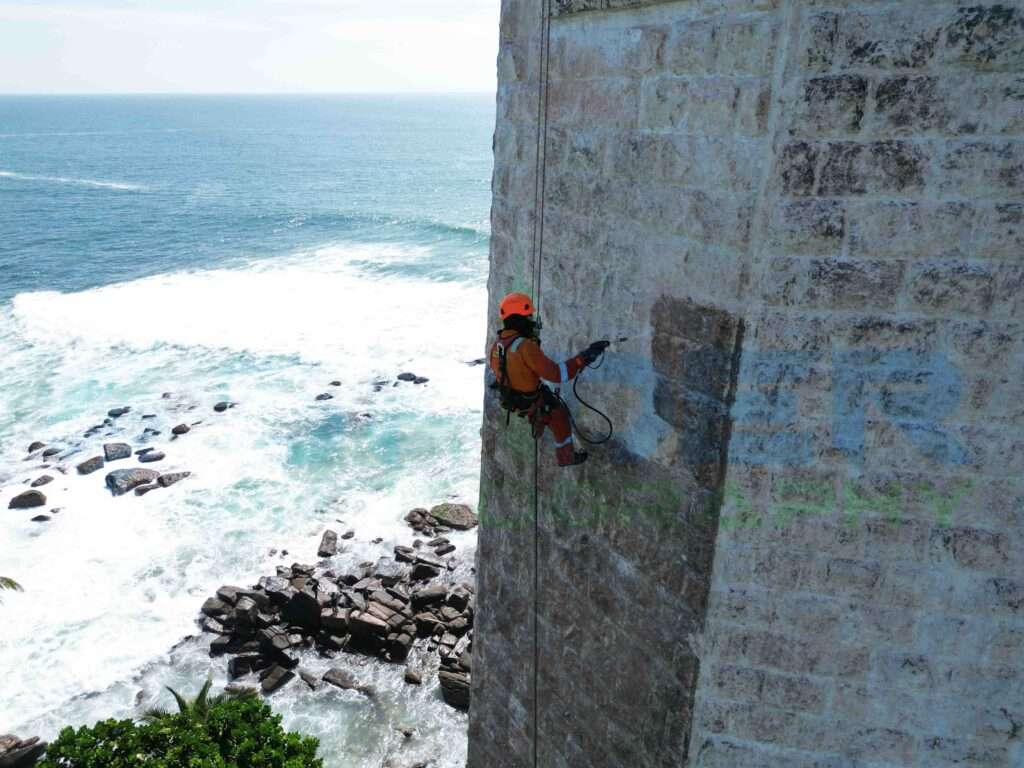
[499,292,535,320]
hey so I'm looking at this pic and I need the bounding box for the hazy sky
[0,0,501,94]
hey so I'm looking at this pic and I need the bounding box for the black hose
[559,352,614,445]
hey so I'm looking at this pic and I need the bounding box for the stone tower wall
[470,1,1024,766]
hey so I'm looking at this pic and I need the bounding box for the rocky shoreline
[6,396,215,519]
[0,736,46,768]
[197,502,478,712]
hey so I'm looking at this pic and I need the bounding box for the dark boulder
[404,667,423,685]
[8,491,46,510]
[260,665,295,694]
[158,472,191,488]
[213,401,235,413]
[318,530,338,558]
[106,468,160,496]
[411,585,447,609]
[436,544,456,556]
[329,381,341,387]
[41,447,61,458]
[439,670,471,710]
[430,503,478,530]
[103,443,132,462]
[412,563,441,581]
[201,597,232,619]
[30,476,53,489]
[299,670,320,690]
[171,424,190,436]
[134,484,159,497]
[27,442,46,454]
[413,377,429,385]
[341,529,355,540]
[138,451,165,464]
[228,654,269,679]
[76,456,104,475]
[315,393,333,401]
[394,545,416,563]
[349,611,389,637]
[30,515,51,523]
[397,372,417,382]
[0,735,47,767]
[107,407,131,418]
[282,589,321,632]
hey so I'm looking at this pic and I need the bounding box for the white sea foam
[0,242,485,766]
[0,170,145,191]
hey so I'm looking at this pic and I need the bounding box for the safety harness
[494,332,541,425]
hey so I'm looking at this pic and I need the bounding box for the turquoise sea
[0,95,494,767]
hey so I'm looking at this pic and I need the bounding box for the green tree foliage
[37,692,322,768]
[0,576,22,603]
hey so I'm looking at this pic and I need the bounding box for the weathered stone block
[766,200,844,255]
[666,19,714,75]
[847,201,975,261]
[937,140,1024,198]
[790,75,868,137]
[817,141,927,196]
[907,261,996,316]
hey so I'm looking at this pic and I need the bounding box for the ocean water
[0,95,493,766]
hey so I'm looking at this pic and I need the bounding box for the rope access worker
[489,292,607,467]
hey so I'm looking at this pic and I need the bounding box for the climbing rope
[529,1,553,766]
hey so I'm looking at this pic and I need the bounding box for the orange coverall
[489,330,586,466]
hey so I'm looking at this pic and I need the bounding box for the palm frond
[194,678,213,718]
[0,577,22,592]
[141,708,170,723]
[166,686,191,715]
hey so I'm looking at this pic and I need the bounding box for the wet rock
[108,407,131,418]
[30,476,53,488]
[404,667,423,685]
[30,515,51,523]
[349,611,389,637]
[397,372,417,382]
[413,377,429,385]
[318,530,338,557]
[106,468,160,496]
[299,670,320,690]
[143,428,161,437]
[411,585,447,609]
[341,529,355,540]
[8,491,46,510]
[104,443,132,462]
[202,597,232,619]
[320,607,349,634]
[323,668,375,697]
[142,414,157,419]
[315,393,334,401]
[438,670,470,711]
[213,401,235,413]
[397,725,416,739]
[429,503,478,530]
[171,424,190,436]
[216,586,244,605]
[0,735,47,767]
[394,545,416,563]
[282,589,321,632]
[329,380,342,387]
[76,456,104,475]
[158,472,191,488]
[26,442,46,454]
[411,562,441,581]
[138,451,165,464]
[228,655,269,679]
[435,544,456,557]
[260,665,295,694]
[41,447,61,459]
[134,484,160,497]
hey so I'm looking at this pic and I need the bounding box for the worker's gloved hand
[580,341,609,365]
